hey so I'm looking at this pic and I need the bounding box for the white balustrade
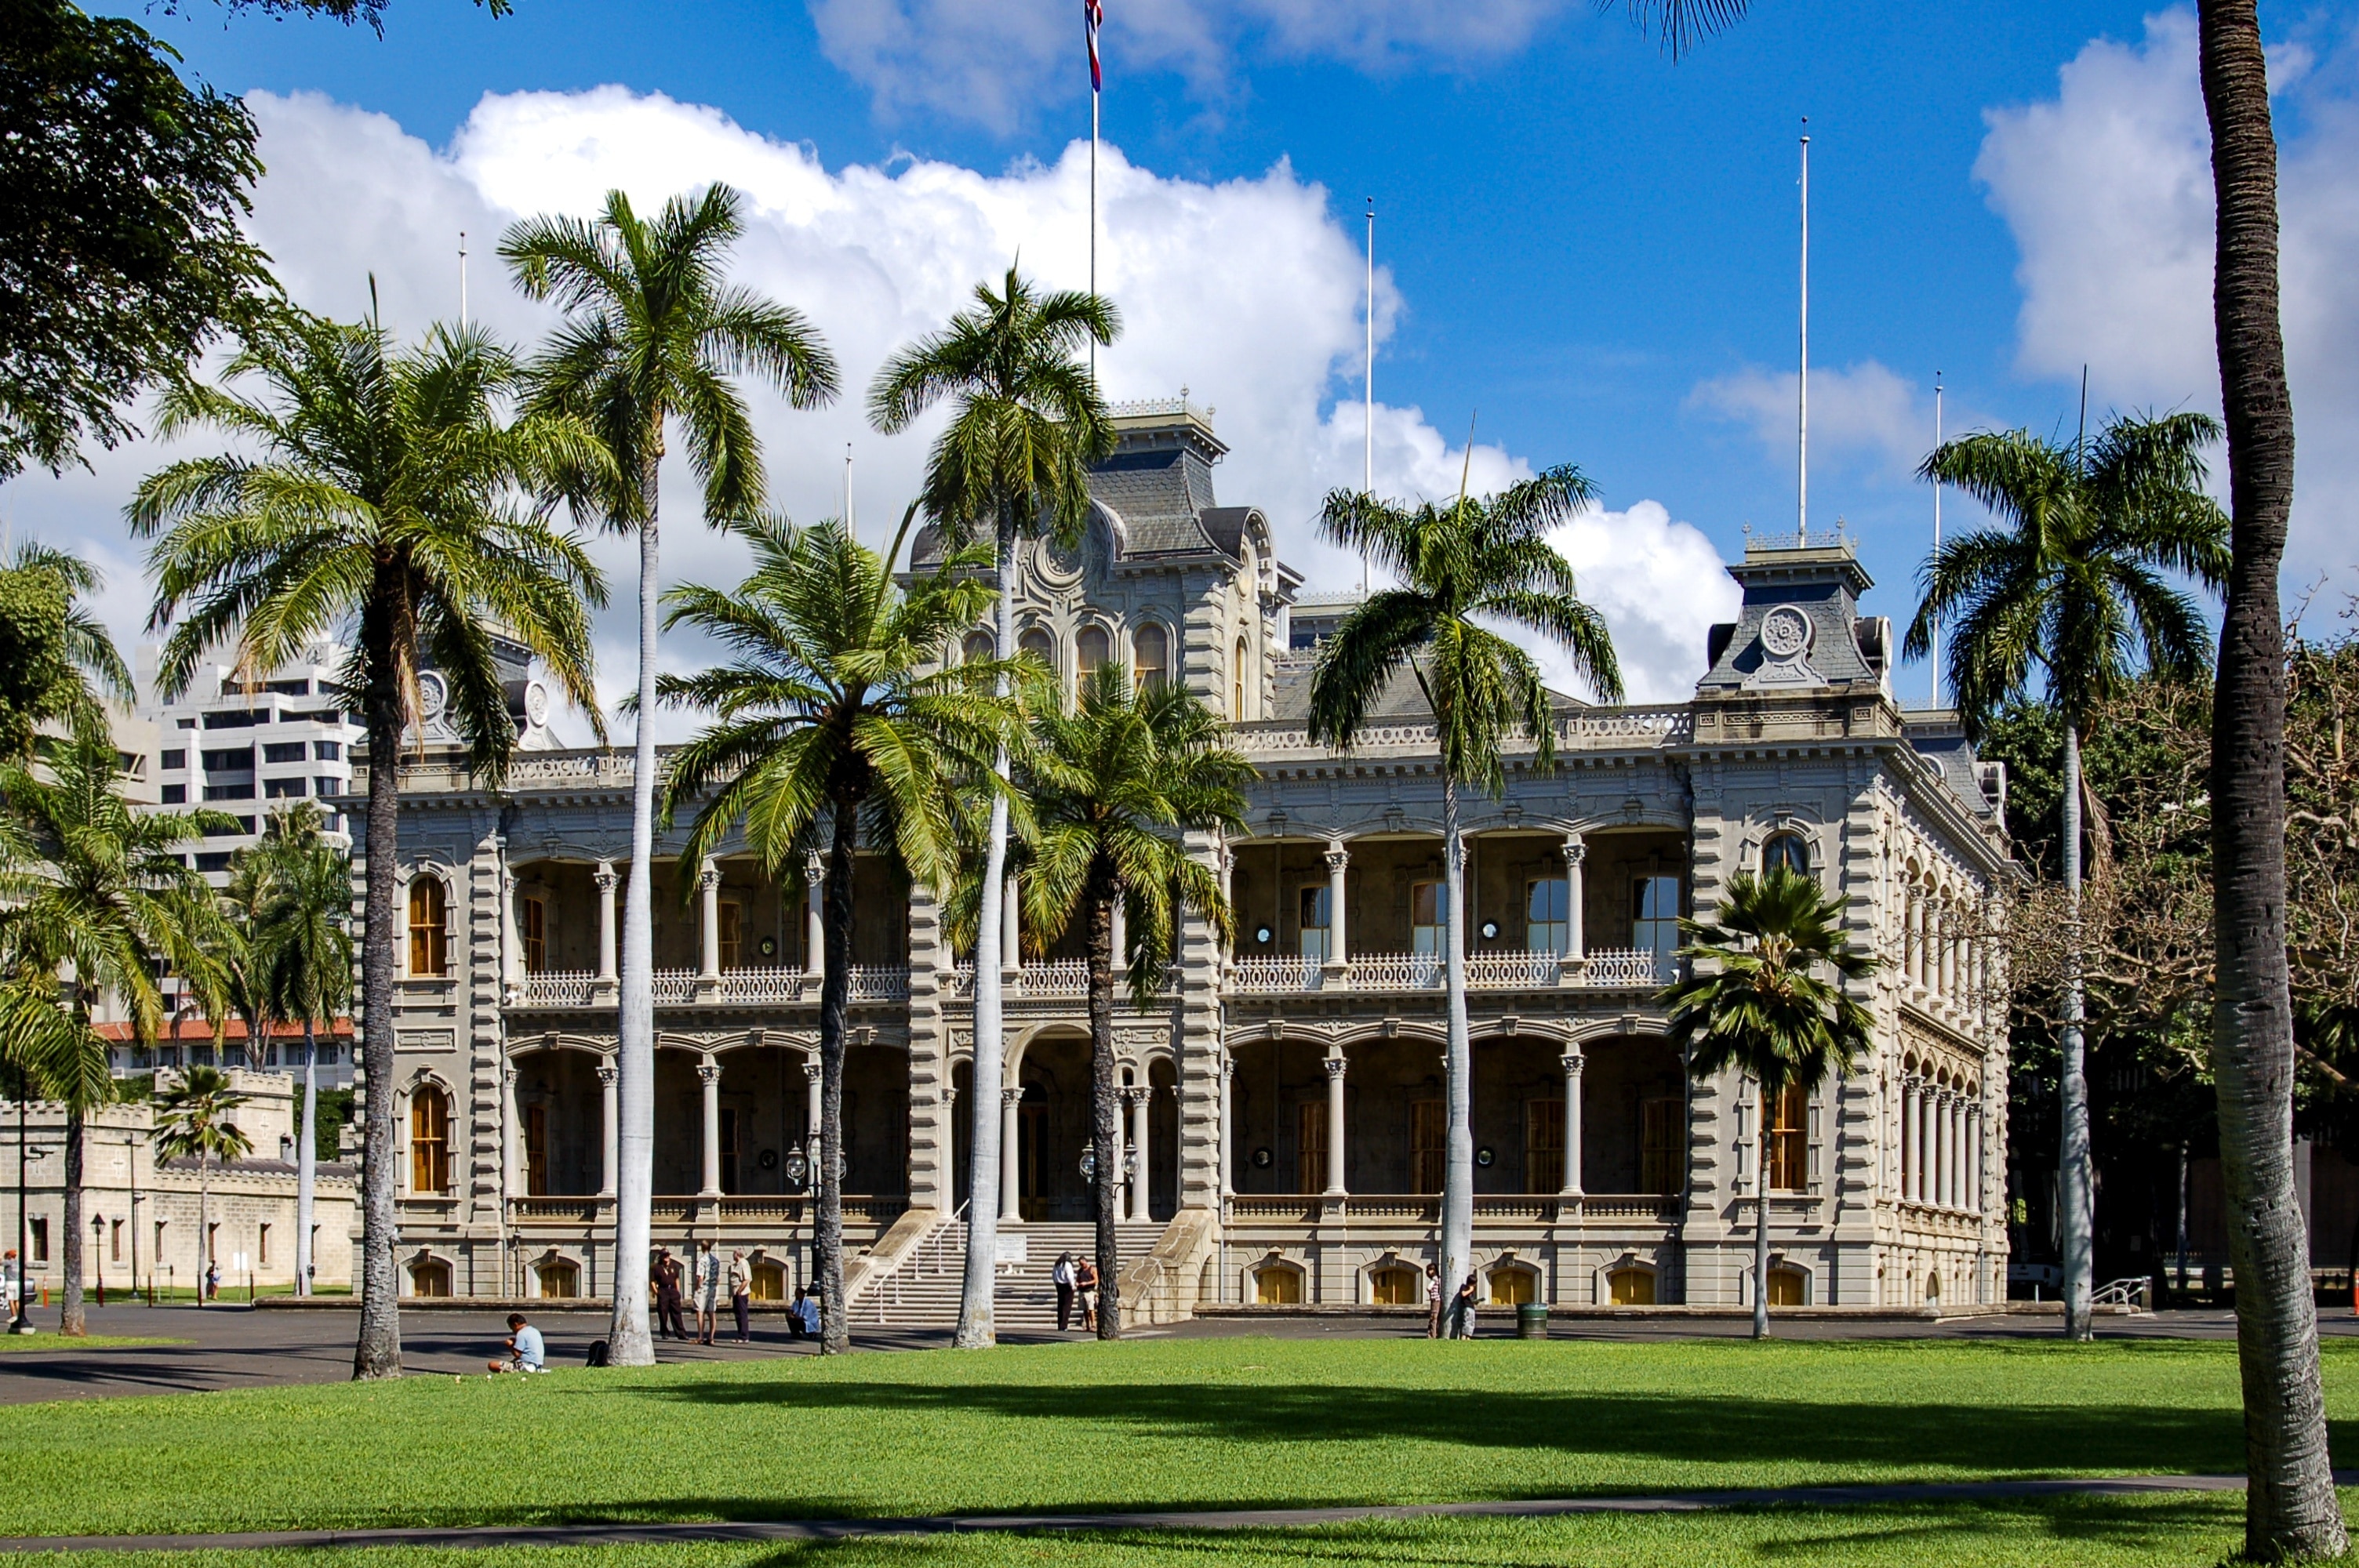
[1352,952,1443,990]
[715,966,804,1004]
[518,970,599,1007]
[1578,948,1674,988]
[650,970,699,1005]
[1017,958,1089,999]
[1465,949,1564,989]
[847,965,911,1002]
[1228,955,1322,994]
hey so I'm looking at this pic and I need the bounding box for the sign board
[994,1235,1028,1266]
[232,1251,249,1272]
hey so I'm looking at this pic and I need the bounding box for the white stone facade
[358,405,2015,1313]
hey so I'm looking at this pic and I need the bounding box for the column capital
[503,1065,518,1087]
[1121,1084,1150,1107]
[595,1063,618,1087]
[804,1060,822,1086]
[1323,840,1350,873]
[804,848,823,888]
[1561,835,1587,866]
[1321,1052,1348,1081]
[1561,1049,1585,1078]
[696,1061,721,1087]
[1001,1085,1024,1109]
[593,862,616,892]
[1221,1054,1236,1082]
[699,862,721,892]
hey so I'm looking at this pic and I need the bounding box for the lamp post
[92,1213,105,1309]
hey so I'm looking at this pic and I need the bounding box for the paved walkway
[3,1302,2350,1406]
[0,1472,2301,1554]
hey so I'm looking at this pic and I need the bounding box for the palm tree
[503,184,840,1369]
[655,510,1019,1354]
[130,310,608,1379]
[1307,465,1621,1302]
[0,721,231,1332]
[0,542,136,758]
[869,264,1117,1348]
[2194,2,2345,1552]
[1017,665,1248,1338]
[1904,412,2228,1341]
[256,808,351,1298]
[216,844,281,1072]
[1657,866,1874,1339]
[152,1065,253,1303]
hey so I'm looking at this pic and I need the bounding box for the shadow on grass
[614,1377,2267,1483]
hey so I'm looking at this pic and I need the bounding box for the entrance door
[1525,1098,1563,1194]
[1020,1096,1047,1221]
[524,1105,548,1196]
[719,1106,740,1196]
[1410,1099,1444,1193]
[1296,1101,1328,1194]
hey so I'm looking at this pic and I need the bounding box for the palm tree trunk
[816,795,860,1355]
[2197,2,2346,1553]
[2059,722,2093,1341]
[609,453,661,1370]
[1440,775,1474,1309]
[955,505,1019,1350]
[1754,1092,1770,1341]
[1087,866,1121,1340]
[353,601,403,1378]
[60,1105,85,1336]
[296,1020,317,1298]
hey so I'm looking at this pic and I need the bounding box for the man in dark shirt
[652,1248,688,1340]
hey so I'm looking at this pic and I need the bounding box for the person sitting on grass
[489,1313,546,1374]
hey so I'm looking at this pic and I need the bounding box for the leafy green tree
[255,807,351,1298]
[130,310,607,1378]
[1016,664,1246,1338]
[1658,866,1875,1340]
[1905,412,2228,1341]
[503,185,839,1369]
[0,721,231,1333]
[1307,465,1620,1304]
[656,512,1017,1354]
[868,265,1116,1348]
[0,543,136,758]
[151,1064,253,1303]
[0,0,275,481]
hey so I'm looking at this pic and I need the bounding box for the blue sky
[29,0,2359,705]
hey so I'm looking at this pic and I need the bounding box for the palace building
[361,398,2015,1318]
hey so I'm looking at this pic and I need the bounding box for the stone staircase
[854,1219,1165,1332]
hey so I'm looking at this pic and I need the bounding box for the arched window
[408,877,448,977]
[1233,637,1251,719]
[1762,833,1810,877]
[1608,1265,1656,1305]
[1767,1265,1808,1306]
[409,1259,452,1298]
[1487,1266,1538,1305]
[1766,1082,1808,1191]
[1369,1265,1419,1305]
[1018,626,1056,676]
[520,895,547,974]
[409,1084,451,1194]
[1132,623,1169,689]
[537,1258,580,1298]
[1254,1262,1303,1304]
[962,630,994,666]
[1076,625,1111,679]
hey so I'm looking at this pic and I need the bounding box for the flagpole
[1797,122,1808,544]
[1089,22,1100,383]
[1932,372,1943,707]
[1362,197,1373,597]
[459,231,469,331]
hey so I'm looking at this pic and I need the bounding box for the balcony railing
[1221,1192,1680,1224]
[717,966,805,1004]
[507,965,908,1008]
[518,971,600,1007]
[944,960,1180,1001]
[1221,948,1673,996]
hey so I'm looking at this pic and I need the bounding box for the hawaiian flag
[1084,0,1103,93]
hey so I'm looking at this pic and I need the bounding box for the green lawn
[0,1334,188,1353]
[3,1334,2347,1545]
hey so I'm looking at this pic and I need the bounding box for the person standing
[1074,1255,1099,1334]
[727,1249,752,1345]
[1052,1251,1078,1333]
[692,1240,721,1345]
[1451,1272,1480,1339]
[1424,1263,1443,1339]
[652,1248,687,1341]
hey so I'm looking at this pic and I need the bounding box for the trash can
[1516,1302,1550,1340]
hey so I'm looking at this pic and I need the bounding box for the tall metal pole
[1363,198,1374,597]
[1932,373,1944,704]
[11,1079,26,1332]
[459,232,468,332]
[1089,38,1099,383]
[1797,124,1809,544]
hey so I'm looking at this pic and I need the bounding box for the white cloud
[1549,501,1741,704]
[1973,8,2359,586]
[0,85,1725,728]
[807,0,1575,131]
[1688,360,1973,484]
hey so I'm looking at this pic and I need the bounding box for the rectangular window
[203,783,256,801]
[314,740,342,760]
[264,778,306,798]
[30,1218,48,1264]
[201,746,254,771]
[201,711,258,730]
[525,1105,548,1197]
[175,717,196,730]
[1526,877,1568,953]
[257,1223,271,1265]
[720,1106,740,1196]
[522,897,547,974]
[1633,875,1681,970]
[195,852,234,873]
[1295,1100,1327,1196]
[1525,1097,1565,1194]
[265,678,311,697]
[319,778,341,800]
[1767,1083,1808,1192]
[1641,1097,1685,1196]
[409,1089,451,1193]
[1410,880,1444,955]
[161,749,187,771]
[161,784,187,804]
[110,1219,123,1262]
[718,900,743,971]
[1409,1098,1445,1193]
[262,742,307,764]
[1297,884,1330,964]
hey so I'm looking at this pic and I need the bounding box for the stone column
[1561,837,1587,966]
[1322,1051,1347,1196]
[698,1058,723,1197]
[999,1086,1023,1222]
[1323,841,1350,974]
[1951,1094,1968,1210]
[1110,899,1129,979]
[594,862,618,982]
[804,1060,822,1139]
[1966,1107,1982,1212]
[598,1063,619,1197]
[1561,1050,1585,1195]
[1001,873,1022,976]
[1128,1086,1151,1221]
[1902,1079,1919,1203]
[698,862,722,982]
[500,864,523,997]
[501,1065,522,1200]
[803,849,824,977]
[1219,1054,1235,1199]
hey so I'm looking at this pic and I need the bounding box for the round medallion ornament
[416,670,448,722]
[1761,605,1812,660]
[523,681,551,728]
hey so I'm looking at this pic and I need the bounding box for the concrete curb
[0,1472,2314,1554]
